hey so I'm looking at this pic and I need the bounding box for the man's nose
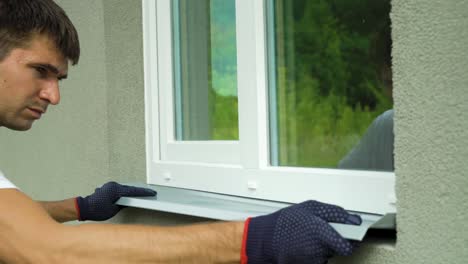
[39,80,60,105]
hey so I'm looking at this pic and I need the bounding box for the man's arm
[1,189,360,263]
[0,189,243,264]
[39,198,78,222]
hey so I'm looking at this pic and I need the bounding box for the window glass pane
[173,0,238,140]
[268,0,394,171]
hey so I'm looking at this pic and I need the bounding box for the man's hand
[75,182,157,221]
[242,200,362,264]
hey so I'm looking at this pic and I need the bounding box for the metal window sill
[116,183,395,241]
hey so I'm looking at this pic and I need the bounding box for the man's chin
[4,121,34,131]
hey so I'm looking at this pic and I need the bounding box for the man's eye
[35,67,48,78]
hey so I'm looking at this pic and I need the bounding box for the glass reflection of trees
[269,0,393,170]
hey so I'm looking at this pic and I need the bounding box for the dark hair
[0,0,80,64]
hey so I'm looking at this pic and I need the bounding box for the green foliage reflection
[272,0,393,167]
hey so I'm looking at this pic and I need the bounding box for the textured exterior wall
[390,0,468,262]
[0,0,467,263]
[102,0,148,184]
[336,0,468,263]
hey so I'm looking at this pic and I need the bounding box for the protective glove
[75,181,157,221]
[241,200,362,264]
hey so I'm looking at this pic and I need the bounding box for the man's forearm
[39,198,78,222]
[37,195,245,263]
[1,189,244,264]
[56,221,244,264]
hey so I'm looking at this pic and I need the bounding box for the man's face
[0,34,68,131]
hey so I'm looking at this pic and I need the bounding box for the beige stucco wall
[0,0,467,263]
[389,0,468,262]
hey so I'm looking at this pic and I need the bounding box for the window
[173,0,239,141]
[143,0,395,215]
[267,1,394,170]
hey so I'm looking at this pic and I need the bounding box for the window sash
[151,0,239,163]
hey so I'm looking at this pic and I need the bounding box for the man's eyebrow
[29,63,68,80]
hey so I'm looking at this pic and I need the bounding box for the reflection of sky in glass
[210,0,237,97]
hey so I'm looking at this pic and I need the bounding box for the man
[0,0,361,263]
[0,0,160,224]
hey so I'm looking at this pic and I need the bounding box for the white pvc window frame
[142,0,396,215]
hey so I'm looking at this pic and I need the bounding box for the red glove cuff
[241,218,251,264]
[74,197,82,221]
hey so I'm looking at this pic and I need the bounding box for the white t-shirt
[0,170,17,189]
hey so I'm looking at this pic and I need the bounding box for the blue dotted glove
[75,182,157,221]
[242,200,362,264]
